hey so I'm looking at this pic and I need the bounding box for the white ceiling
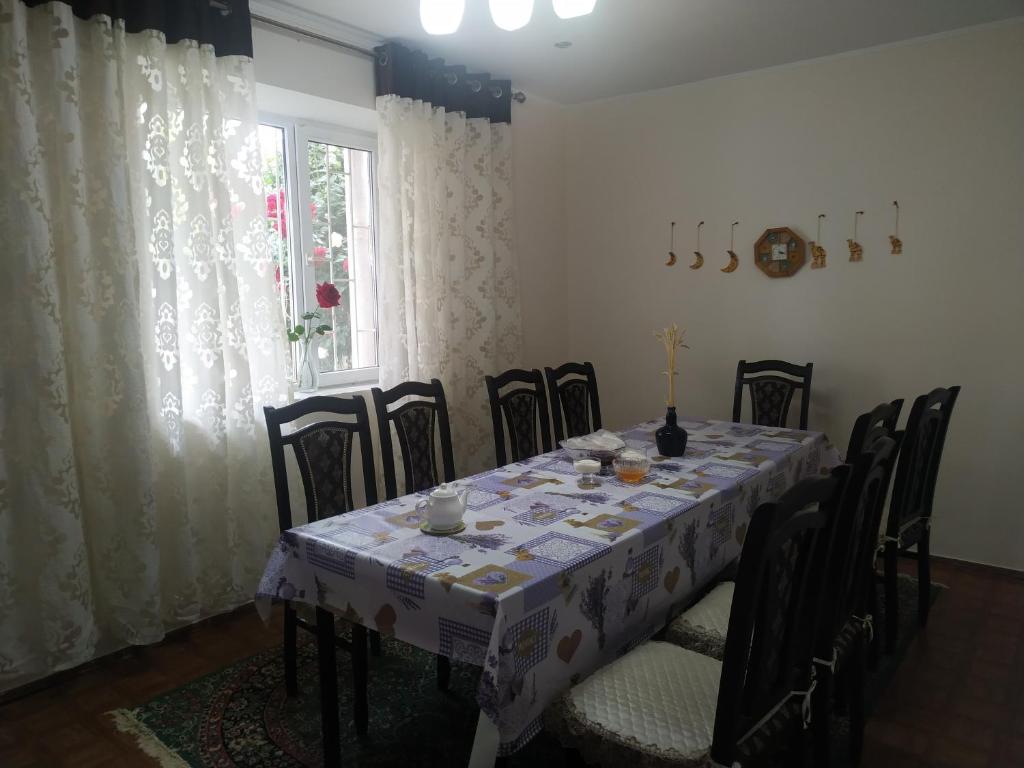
[266,0,1024,104]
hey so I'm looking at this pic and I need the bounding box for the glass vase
[297,337,319,393]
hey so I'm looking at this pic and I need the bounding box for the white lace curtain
[0,1,288,691]
[376,94,522,474]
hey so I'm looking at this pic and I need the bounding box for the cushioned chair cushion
[547,641,722,768]
[665,582,734,660]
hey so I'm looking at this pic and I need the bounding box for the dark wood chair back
[817,436,899,660]
[544,361,602,442]
[371,379,455,500]
[264,395,378,533]
[732,359,813,430]
[845,399,904,461]
[485,368,553,466]
[886,386,960,541]
[710,465,849,766]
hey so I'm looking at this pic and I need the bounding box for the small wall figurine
[810,214,827,269]
[665,221,677,266]
[848,210,864,262]
[890,200,903,254]
[690,221,704,269]
[721,221,739,273]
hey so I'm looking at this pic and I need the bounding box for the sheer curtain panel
[375,44,523,474]
[0,0,287,691]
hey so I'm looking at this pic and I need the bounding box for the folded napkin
[560,429,626,452]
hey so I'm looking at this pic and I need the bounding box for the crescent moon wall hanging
[691,221,704,269]
[848,210,864,262]
[810,214,827,269]
[721,221,739,273]
[890,200,903,254]
[666,221,677,266]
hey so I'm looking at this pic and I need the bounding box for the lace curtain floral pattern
[376,94,522,475]
[0,1,287,690]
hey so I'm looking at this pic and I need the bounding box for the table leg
[316,607,340,768]
[351,623,369,736]
[468,710,500,768]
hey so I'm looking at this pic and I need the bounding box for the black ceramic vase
[655,406,688,457]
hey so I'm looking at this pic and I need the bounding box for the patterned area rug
[111,575,940,767]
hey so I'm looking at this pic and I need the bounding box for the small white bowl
[573,458,601,475]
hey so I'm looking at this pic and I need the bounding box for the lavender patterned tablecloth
[255,418,836,755]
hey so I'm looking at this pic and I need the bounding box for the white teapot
[417,483,469,531]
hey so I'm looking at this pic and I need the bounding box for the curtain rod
[251,14,527,103]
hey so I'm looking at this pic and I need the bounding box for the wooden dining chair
[371,379,456,499]
[845,398,904,461]
[811,436,899,766]
[370,379,458,691]
[264,395,378,734]
[881,385,960,652]
[733,359,813,430]
[485,368,553,466]
[665,401,903,667]
[547,467,849,768]
[544,361,602,442]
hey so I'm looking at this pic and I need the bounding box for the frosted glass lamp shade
[552,0,596,19]
[489,0,534,31]
[420,0,465,34]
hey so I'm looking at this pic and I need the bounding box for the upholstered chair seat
[664,582,734,661]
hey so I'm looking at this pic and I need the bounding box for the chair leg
[369,629,382,657]
[315,607,340,768]
[811,666,833,768]
[790,720,814,768]
[884,542,899,654]
[832,667,848,715]
[284,604,299,697]
[352,623,369,736]
[867,579,880,671]
[917,531,932,627]
[849,638,867,761]
[436,654,451,691]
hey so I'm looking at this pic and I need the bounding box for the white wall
[563,22,1024,570]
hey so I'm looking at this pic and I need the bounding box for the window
[259,115,379,387]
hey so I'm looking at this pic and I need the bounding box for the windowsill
[289,380,378,401]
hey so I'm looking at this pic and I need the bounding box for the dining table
[255,416,838,767]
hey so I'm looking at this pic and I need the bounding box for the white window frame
[259,111,381,389]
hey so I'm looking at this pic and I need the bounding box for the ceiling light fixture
[420,0,465,35]
[489,0,534,31]
[552,0,596,19]
[554,40,572,48]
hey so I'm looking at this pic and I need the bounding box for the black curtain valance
[374,42,512,124]
[21,0,254,57]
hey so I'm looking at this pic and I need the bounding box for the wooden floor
[1,558,1021,767]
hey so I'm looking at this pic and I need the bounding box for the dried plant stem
[654,324,689,408]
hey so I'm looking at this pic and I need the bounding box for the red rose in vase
[315,281,342,309]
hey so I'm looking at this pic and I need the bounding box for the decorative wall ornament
[848,210,864,262]
[890,200,903,254]
[665,221,677,266]
[690,220,704,269]
[721,221,740,273]
[754,226,806,278]
[810,214,828,269]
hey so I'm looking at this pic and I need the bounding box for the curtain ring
[445,72,459,85]
[468,79,482,93]
[489,85,503,98]
[377,51,389,67]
